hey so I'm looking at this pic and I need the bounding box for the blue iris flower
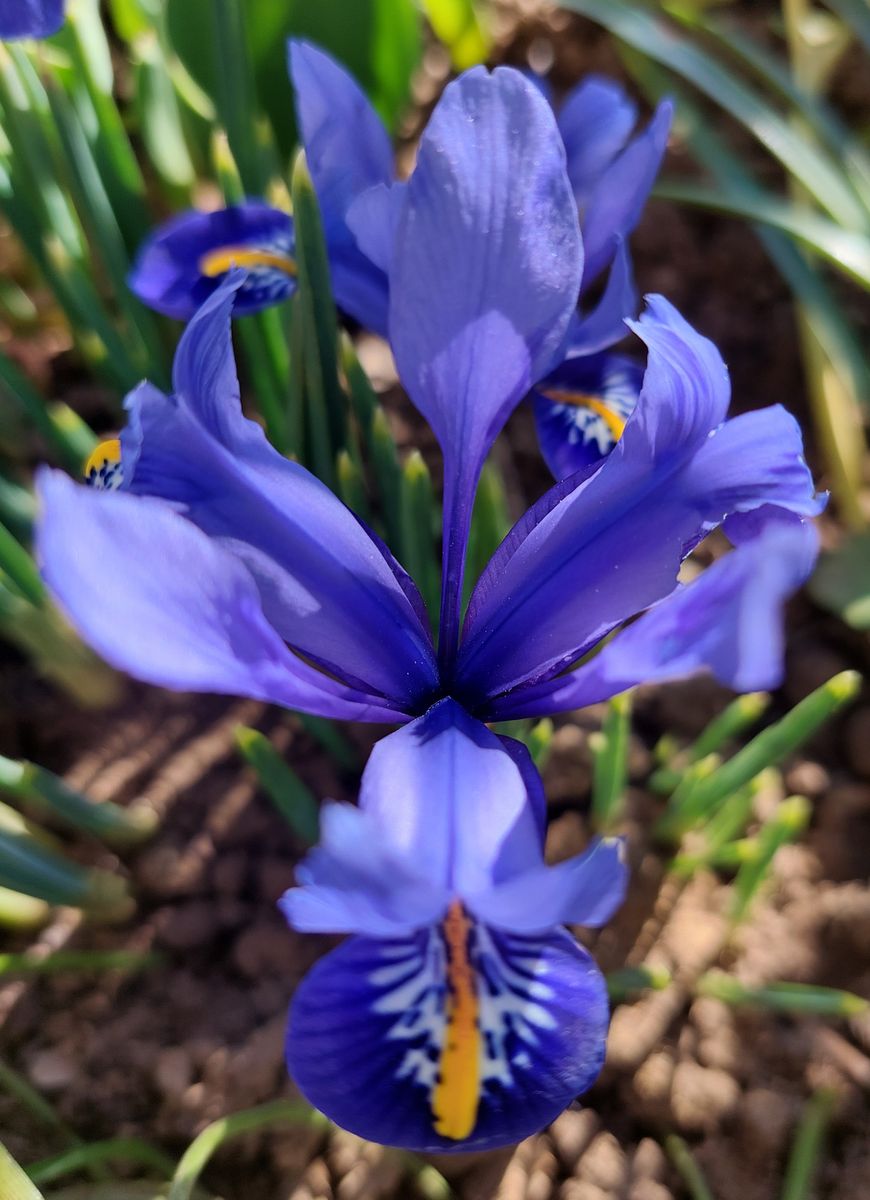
[36,65,822,1151]
[129,203,298,321]
[282,698,626,1151]
[0,0,63,38]
[39,65,822,729]
[128,42,395,325]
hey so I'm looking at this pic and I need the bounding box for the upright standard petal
[389,66,582,663]
[357,699,544,897]
[0,0,63,38]
[557,76,638,206]
[581,101,672,287]
[566,236,637,358]
[491,513,819,719]
[129,204,296,320]
[122,276,438,709]
[36,470,402,722]
[458,296,821,706]
[289,40,393,331]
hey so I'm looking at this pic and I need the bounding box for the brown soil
[2,4,870,1200]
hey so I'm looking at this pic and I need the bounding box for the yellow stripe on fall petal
[198,246,298,279]
[431,901,481,1140]
[541,389,627,442]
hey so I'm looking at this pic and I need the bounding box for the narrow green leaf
[606,964,672,1002]
[0,827,132,917]
[45,79,167,381]
[591,691,633,833]
[0,949,161,977]
[0,522,43,607]
[0,582,120,710]
[562,0,870,229]
[235,727,320,844]
[296,715,358,772]
[0,755,157,846]
[0,354,94,473]
[337,448,370,520]
[0,886,48,931]
[0,1061,81,1155]
[168,1101,328,1200]
[653,178,870,286]
[697,971,869,1017]
[399,450,440,628]
[682,10,870,213]
[0,1141,46,1200]
[133,35,197,194]
[669,776,764,877]
[650,692,770,793]
[462,462,510,613]
[622,50,870,414]
[528,718,554,771]
[210,0,265,194]
[781,1088,838,1200]
[730,795,811,923]
[63,0,153,252]
[657,672,859,840]
[27,1140,176,1188]
[292,151,346,481]
[664,1135,715,1200]
[370,407,403,549]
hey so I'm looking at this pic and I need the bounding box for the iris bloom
[128,42,394,325]
[129,203,297,321]
[39,66,822,731]
[38,64,821,1151]
[282,699,626,1151]
[0,0,63,38]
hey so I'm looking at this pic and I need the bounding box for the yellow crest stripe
[198,246,297,279]
[83,438,121,477]
[541,388,627,442]
[431,901,481,1140]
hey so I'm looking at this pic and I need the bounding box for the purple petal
[286,925,608,1151]
[558,76,638,205]
[0,0,63,38]
[36,470,402,721]
[581,101,672,287]
[389,66,582,663]
[288,40,392,330]
[124,276,437,709]
[471,837,628,932]
[567,237,637,357]
[490,512,819,719]
[458,296,820,706]
[358,699,543,897]
[129,204,295,320]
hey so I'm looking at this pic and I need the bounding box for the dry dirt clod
[670,1062,741,1133]
[550,1109,601,1168]
[578,1132,629,1192]
[628,1183,675,1200]
[738,1088,797,1161]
